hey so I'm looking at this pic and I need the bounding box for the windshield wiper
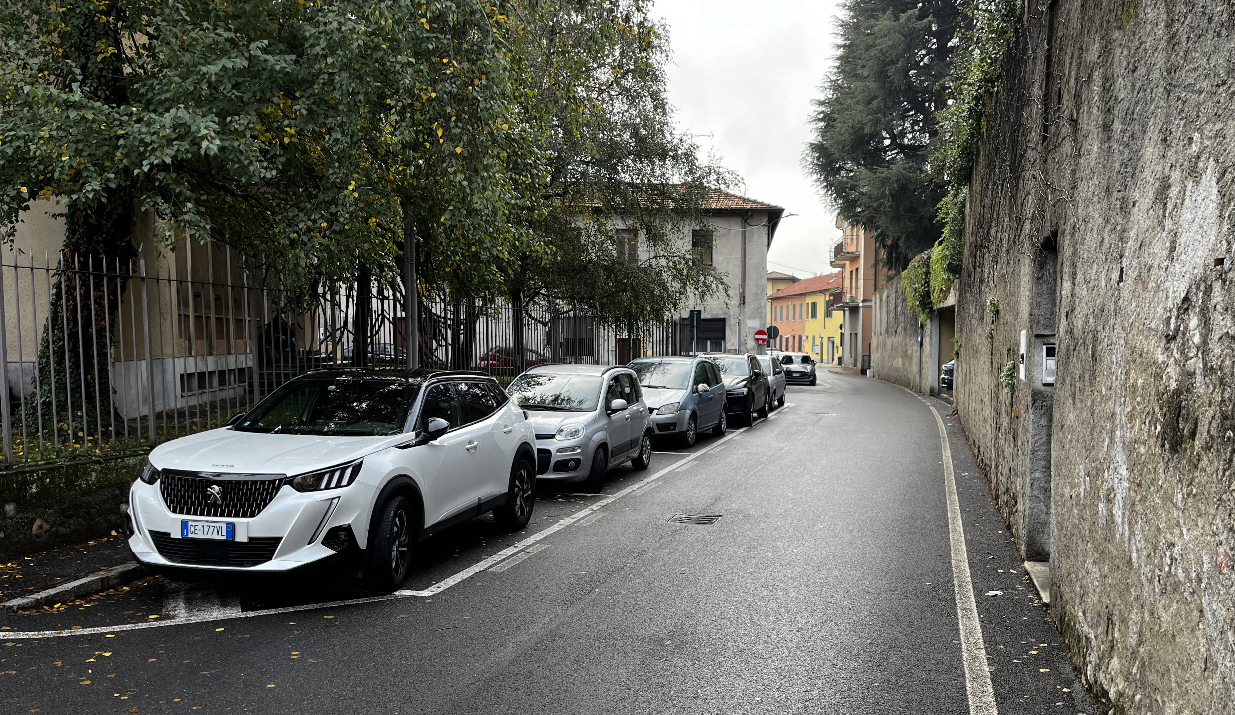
[520,404,569,411]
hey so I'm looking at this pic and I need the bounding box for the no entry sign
[754,329,768,344]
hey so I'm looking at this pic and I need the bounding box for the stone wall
[871,274,926,391]
[953,0,1235,711]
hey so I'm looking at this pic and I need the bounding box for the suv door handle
[465,440,479,452]
[502,424,513,434]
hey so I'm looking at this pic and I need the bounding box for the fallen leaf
[148,658,157,662]
[1039,668,1050,673]
[79,680,91,685]
[267,684,276,688]
[215,628,225,632]
[101,652,112,657]
[323,616,334,619]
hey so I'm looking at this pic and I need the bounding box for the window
[605,378,624,409]
[616,229,638,262]
[704,361,722,386]
[810,302,817,320]
[691,363,710,390]
[617,372,640,402]
[235,377,418,436]
[419,383,459,429]
[691,230,713,265]
[456,380,500,424]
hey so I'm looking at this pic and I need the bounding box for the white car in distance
[126,370,538,591]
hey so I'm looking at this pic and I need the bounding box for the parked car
[477,346,550,370]
[703,353,771,426]
[777,352,818,386]
[126,369,537,592]
[507,365,652,493]
[757,354,786,408]
[941,360,955,389]
[628,356,727,447]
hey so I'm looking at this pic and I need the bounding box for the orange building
[768,272,843,362]
[830,217,889,372]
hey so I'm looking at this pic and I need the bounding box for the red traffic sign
[754,329,768,344]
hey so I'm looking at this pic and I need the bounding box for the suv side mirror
[416,417,451,445]
[696,382,709,394]
[226,411,247,427]
[609,398,629,413]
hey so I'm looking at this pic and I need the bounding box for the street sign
[765,325,780,341]
[754,329,768,344]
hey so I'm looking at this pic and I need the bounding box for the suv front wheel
[494,456,536,531]
[367,494,413,592]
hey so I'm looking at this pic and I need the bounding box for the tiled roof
[699,188,784,212]
[768,272,842,299]
[767,271,799,281]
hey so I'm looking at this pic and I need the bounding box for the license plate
[181,520,234,540]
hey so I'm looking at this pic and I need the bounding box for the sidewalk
[0,535,134,604]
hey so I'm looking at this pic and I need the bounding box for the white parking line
[488,543,548,573]
[919,395,997,715]
[2,406,785,640]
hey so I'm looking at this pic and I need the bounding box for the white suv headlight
[291,459,363,492]
[555,424,585,441]
[655,402,680,415]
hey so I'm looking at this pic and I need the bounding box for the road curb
[1,562,147,613]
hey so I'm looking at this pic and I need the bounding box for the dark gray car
[703,353,771,426]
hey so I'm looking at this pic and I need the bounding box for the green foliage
[987,296,1001,318]
[953,334,963,357]
[932,0,1021,254]
[805,0,961,270]
[901,250,934,323]
[1000,359,1017,394]
[0,0,535,290]
[930,186,966,304]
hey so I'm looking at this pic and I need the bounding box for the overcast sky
[654,0,844,279]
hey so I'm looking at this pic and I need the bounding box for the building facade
[768,273,843,363]
[829,217,887,372]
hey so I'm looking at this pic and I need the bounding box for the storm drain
[668,514,723,525]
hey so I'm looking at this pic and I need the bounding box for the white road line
[575,512,607,527]
[488,544,548,573]
[2,408,781,640]
[675,462,697,472]
[924,398,998,715]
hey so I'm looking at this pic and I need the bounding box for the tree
[804,0,961,269]
[498,0,733,348]
[0,0,533,445]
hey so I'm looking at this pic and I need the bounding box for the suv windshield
[235,377,420,436]
[708,356,749,376]
[508,372,602,412]
[780,353,812,365]
[629,361,692,390]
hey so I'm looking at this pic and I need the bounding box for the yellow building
[765,271,799,324]
[767,272,844,364]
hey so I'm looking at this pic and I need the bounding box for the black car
[703,353,771,426]
[776,352,817,386]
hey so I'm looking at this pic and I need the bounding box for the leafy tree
[494,0,734,363]
[804,0,961,269]
[0,0,532,443]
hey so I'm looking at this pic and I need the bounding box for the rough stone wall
[954,0,1235,711]
[872,274,927,392]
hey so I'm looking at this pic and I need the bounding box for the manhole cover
[668,514,722,525]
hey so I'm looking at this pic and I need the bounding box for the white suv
[126,370,537,591]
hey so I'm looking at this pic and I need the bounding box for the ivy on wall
[902,250,935,323]
[931,0,1022,292]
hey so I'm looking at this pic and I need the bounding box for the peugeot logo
[206,484,223,505]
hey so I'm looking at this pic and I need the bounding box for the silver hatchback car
[507,365,652,493]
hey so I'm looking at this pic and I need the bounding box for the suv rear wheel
[632,431,653,470]
[681,414,698,447]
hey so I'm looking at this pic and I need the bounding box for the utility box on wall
[1042,343,1056,386]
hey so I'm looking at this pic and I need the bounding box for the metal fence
[0,247,688,472]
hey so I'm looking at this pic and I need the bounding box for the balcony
[830,239,859,268]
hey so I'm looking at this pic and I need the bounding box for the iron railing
[0,246,687,472]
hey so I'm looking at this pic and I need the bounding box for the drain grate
[668,514,722,525]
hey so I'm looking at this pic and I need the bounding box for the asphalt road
[0,370,1098,714]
